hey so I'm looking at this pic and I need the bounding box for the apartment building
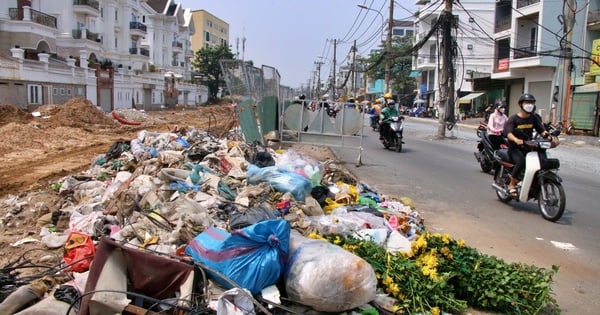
[190,10,229,53]
[0,0,207,111]
[413,0,496,114]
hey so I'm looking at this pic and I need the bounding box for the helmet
[384,92,393,99]
[518,93,536,104]
[494,101,506,108]
[374,99,381,104]
[299,94,306,100]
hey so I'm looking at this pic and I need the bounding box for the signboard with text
[591,39,600,75]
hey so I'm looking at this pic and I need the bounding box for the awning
[459,92,485,104]
[409,70,421,78]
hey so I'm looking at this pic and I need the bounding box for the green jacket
[379,105,399,122]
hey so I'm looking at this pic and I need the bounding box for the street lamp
[357,3,392,95]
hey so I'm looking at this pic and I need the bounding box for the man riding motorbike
[379,97,399,140]
[503,93,558,198]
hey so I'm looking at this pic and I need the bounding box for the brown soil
[0,99,235,198]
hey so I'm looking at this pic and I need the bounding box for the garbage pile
[0,125,425,314]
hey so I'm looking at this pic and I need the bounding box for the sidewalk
[408,116,600,147]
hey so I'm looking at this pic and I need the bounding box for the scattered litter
[550,240,577,250]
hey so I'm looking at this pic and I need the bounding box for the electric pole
[352,40,357,98]
[437,0,456,138]
[332,39,337,100]
[315,60,324,99]
[557,0,575,126]
[385,1,394,94]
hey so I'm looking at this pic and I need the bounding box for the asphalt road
[331,116,600,314]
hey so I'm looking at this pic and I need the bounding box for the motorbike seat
[495,149,512,164]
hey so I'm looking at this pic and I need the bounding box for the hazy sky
[181,0,416,89]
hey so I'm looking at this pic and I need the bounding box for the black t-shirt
[503,113,545,148]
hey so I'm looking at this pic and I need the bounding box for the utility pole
[437,0,455,138]
[315,60,324,99]
[351,40,357,98]
[557,0,576,126]
[332,39,337,100]
[385,1,394,94]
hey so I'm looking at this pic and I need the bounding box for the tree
[191,45,234,101]
[361,36,416,104]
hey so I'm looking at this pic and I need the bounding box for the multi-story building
[0,0,207,111]
[413,0,495,115]
[492,0,586,120]
[190,10,229,53]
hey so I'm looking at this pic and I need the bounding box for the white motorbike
[491,137,565,222]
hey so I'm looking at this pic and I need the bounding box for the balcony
[129,21,147,38]
[516,0,540,9]
[513,45,537,59]
[172,41,183,53]
[494,16,511,33]
[129,47,138,55]
[9,7,57,28]
[73,0,100,17]
[140,48,150,57]
[589,9,600,31]
[72,29,102,43]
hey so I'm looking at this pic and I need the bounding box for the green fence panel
[238,98,262,143]
[571,92,597,130]
[258,95,278,135]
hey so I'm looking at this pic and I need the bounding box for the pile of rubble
[0,123,424,314]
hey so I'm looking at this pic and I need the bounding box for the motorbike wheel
[538,180,566,222]
[393,134,402,152]
[494,170,512,203]
[479,157,492,173]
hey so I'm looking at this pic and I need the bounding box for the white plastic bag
[283,230,377,312]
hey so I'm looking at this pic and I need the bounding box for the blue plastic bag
[185,219,290,295]
[246,164,312,202]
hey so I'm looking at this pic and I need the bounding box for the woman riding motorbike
[487,101,508,150]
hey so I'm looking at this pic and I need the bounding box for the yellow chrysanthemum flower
[457,238,466,247]
[431,306,441,315]
[442,233,451,244]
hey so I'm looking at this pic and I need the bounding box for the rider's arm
[507,132,524,146]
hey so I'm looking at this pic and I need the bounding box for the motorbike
[370,114,380,131]
[474,121,507,173]
[380,116,404,152]
[491,133,565,222]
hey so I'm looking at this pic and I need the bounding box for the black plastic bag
[229,205,281,230]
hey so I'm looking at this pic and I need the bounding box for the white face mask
[522,103,535,113]
[499,108,505,113]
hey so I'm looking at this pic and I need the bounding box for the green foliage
[361,36,417,103]
[325,232,559,315]
[191,45,234,101]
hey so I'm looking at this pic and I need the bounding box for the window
[405,30,414,37]
[530,27,537,50]
[467,44,473,50]
[205,31,210,42]
[393,29,404,36]
[115,38,118,49]
[28,85,42,104]
[67,89,71,95]
[53,88,58,95]
[115,9,118,22]
[60,88,65,95]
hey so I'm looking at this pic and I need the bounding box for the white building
[0,0,208,111]
[413,0,495,112]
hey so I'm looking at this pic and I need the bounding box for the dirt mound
[0,104,32,125]
[35,98,118,128]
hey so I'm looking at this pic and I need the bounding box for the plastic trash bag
[185,220,290,295]
[246,164,311,202]
[63,231,96,273]
[283,230,377,312]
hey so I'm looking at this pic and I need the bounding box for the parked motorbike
[380,116,404,152]
[491,133,565,222]
[474,121,507,173]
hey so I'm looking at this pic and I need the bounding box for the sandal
[508,187,518,198]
